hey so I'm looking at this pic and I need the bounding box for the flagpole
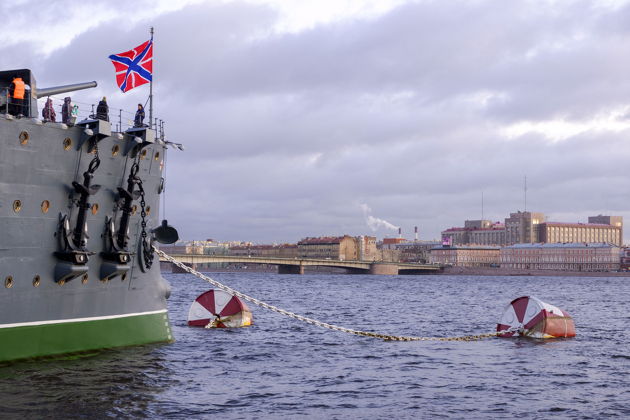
[149,26,154,129]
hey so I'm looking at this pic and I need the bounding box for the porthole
[63,137,72,150]
[5,276,13,289]
[112,144,120,156]
[41,200,50,214]
[13,200,22,213]
[154,151,160,161]
[91,203,99,215]
[140,149,148,159]
[82,273,89,284]
[33,275,41,287]
[19,131,29,145]
[131,205,138,215]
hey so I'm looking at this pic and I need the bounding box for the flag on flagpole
[108,40,153,93]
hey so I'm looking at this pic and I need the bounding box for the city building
[441,220,506,246]
[589,214,622,228]
[379,240,441,263]
[429,245,500,267]
[159,240,232,271]
[228,244,298,258]
[357,235,378,261]
[464,220,492,229]
[504,211,545,244]
[159,240,230,255]
[298,236,359,260]
[538,222,622,246]
[500,243,620,271]
[297,235,377,261]
[397,241,442,263]
[442,211,623,247]
[588,215,623,242]
[440,227,469,246]
[381,237,407,248]
[468,226,506,245]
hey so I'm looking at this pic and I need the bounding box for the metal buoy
[497,296,575,338]
[188,289,252,328]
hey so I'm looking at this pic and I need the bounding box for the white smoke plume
[360,203,399,232]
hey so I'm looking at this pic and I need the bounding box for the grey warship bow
[0,69,178,362]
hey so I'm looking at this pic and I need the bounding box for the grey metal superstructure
[36,81,98,98]
[0,69,177,361]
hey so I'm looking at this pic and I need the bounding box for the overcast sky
[3,0,630,243]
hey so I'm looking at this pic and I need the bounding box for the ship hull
[1,108,172,362]
[0,310,171,362]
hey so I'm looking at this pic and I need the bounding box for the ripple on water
[1,273,629,418]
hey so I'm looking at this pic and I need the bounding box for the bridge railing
[159,253,442,268]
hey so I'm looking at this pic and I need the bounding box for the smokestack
[398,227,401,238]
[415,226,418,241]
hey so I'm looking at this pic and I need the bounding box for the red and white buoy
[497,296,575,338]
[188,289,253,328]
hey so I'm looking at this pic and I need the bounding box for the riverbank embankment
[441,266,630,277]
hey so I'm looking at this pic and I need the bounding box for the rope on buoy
[206,314,236,329]
[157,248,518,341]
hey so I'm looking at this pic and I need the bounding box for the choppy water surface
[1,273,629,419]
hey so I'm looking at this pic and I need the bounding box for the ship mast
[149,26,154,129]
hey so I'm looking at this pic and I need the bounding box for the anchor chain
[133,155,155,270]
[89,142,101,174]
[138,181,154,269]
[156,248,518,341]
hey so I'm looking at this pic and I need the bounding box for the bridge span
[160,254,442,275]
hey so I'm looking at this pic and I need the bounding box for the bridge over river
[160,254,443,275]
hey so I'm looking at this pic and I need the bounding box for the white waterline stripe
[0,309,168,329]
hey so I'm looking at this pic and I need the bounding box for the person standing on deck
[134,103,145,127]
[8,76,25,116]
[42,97,56,122]
[96,96,109,121]
[61,97,72,125]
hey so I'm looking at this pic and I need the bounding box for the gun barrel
[36,81,97,99]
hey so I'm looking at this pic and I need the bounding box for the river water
[0,272,629,419]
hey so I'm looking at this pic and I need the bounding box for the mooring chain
[156,248,518,341]
[132,155,154,269]
[88,142,101,175]
[137,178,154,268]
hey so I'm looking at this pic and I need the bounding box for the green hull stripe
[0,311,172,362]
[0,309,168,329]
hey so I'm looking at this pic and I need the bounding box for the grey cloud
[4,0,630,242]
